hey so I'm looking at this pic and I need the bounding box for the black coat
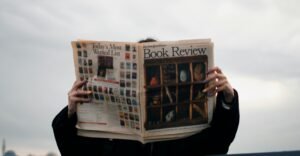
[52,91,239,156]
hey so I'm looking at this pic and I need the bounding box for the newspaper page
[72,40,142,138]
[139,39,215,141]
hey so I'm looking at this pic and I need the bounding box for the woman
[52,38,239,156]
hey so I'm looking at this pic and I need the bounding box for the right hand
[67,80,92,118]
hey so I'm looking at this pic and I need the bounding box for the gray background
[0,0,299,155]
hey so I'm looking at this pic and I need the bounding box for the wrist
[223,89,235,104]
[67,107,76,118]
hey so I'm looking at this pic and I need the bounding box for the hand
[67,80,92,118]
[202,66,235,103]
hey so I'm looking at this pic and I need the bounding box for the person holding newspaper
[52,38,239,156]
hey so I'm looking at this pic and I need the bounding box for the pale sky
[0,0,300,155]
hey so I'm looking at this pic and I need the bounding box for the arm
[52,80,91,155]
[208,90,239,153]
[52,106,78,155]
[182,67,240,155]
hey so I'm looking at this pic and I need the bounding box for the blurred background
[0,0,299,155]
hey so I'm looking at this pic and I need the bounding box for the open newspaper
[71,39,215,143]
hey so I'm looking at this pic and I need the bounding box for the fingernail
[202,89,207,92]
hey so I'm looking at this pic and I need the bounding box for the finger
[73,90,92,96]
[71,80,87,91]
[73,80,79,86]
[207,66,222,75]
[204,73,226,83]
[70,97,91,103]
[203,79,227,93]
[208,84,225,97]
[203,83,216,93]
[216,84,227,92]
[216,79,227,88]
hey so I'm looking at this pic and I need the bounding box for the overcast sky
[1,0,300,155]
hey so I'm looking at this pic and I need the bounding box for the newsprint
[72,39,216,143]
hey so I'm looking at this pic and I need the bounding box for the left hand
[202,66,235,103]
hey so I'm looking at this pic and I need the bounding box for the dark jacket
[52,91,239,156]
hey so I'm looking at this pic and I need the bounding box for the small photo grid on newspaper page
[118,44,140,130]
[76,42,140,130]
[77,42,94,81]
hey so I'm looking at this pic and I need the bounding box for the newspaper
[72,39,215,143]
